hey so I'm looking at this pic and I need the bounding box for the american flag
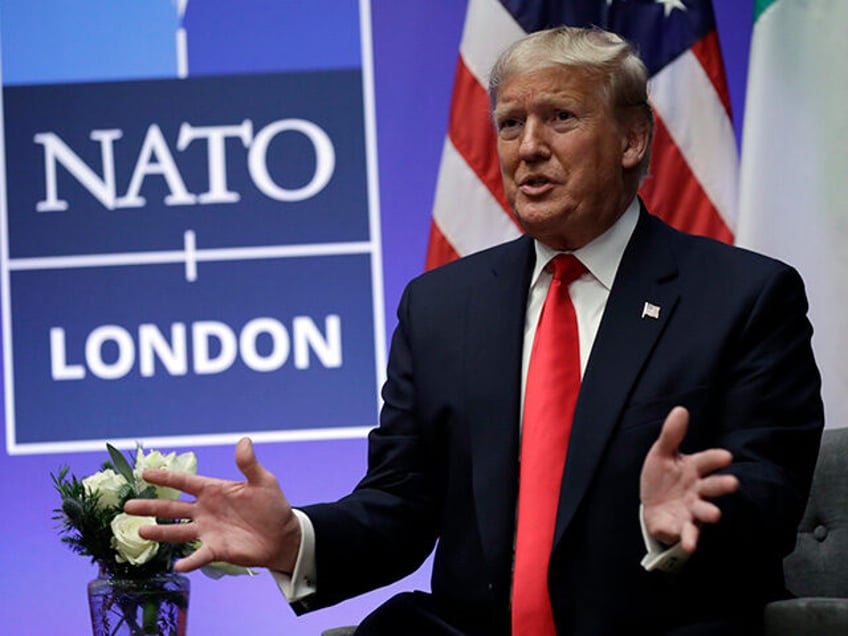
[426,0,738,270]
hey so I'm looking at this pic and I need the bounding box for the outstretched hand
[124,437,301,574]
[640,406,739,554]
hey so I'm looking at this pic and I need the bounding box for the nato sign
[1,2,385,454]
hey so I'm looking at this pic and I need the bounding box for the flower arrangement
[52,444,198,581]
[52,444,246,635]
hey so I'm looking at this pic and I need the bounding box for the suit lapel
[554,210,681,546]
[465,235,535,576]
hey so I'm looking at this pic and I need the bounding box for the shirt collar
[531,197,640,290]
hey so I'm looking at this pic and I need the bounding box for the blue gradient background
[0,1,752,633]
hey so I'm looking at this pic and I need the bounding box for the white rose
[81,469,126,510]
[134,449,197,499]
[111,513,159,565]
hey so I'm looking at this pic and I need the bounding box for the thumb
[234,437,271,484]
[655,406,689,457]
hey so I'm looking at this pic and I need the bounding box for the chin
[516,208,568,234]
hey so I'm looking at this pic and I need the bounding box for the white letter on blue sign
[192,321,238,375]
[35,129,123,211]
[248,119,335,202]
[239,317,290,372]
[177,120,253,204]
[293,315,342,369]
[86,325,135,380]
[116,124,197,208]
[50,327,86,380]
[139,323,188,377]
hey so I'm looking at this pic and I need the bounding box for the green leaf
[137,485,157,499]
[107,443,135,485]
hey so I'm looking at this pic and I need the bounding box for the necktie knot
[550,254,586,286]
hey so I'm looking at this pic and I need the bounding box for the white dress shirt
[521,196,639,402]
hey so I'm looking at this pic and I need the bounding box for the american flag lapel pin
[641,301,661,320]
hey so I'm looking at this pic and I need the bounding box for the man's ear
[621,113,652,170]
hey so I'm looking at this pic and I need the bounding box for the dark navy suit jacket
[300,208,824,635]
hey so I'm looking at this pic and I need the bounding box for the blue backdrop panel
[184,0,362,75]
[2,2,379,454]
[4,71,369,258]
[11,253,377,444]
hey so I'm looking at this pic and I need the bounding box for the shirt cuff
[271,508,318,602]
[639,504,690,573]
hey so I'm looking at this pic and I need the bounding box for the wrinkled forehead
[492,64,609,111]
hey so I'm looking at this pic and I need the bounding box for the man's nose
[518,118,550,161]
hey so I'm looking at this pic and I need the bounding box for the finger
[174,543,215,573]
[653,527,682,546]
[124,497,194,520]
[235,437,273,485]
[138,521,199,544]
[691,448,734,476]
[644,510,683,546]
[655,406,689,457]
[698,473,739,499]
[680,522,700,554]
[140,467,215,496]
[690,499,722,525]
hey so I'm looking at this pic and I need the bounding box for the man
[127,27,823,635]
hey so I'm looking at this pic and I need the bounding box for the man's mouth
[519,176,554,194]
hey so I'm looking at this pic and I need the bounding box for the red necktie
[512,254,585,636]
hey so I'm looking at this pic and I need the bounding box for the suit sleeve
[295,282,442,612]
[679,263,823,600]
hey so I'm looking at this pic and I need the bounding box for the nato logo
[1,1,385,453]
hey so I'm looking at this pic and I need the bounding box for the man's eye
[556,111,572,121]
[497,118,522,139]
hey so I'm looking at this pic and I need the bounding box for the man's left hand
[640,406,739,554]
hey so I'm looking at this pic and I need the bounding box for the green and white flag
[737,0,848,429]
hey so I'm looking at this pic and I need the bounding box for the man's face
[494,66,646,251]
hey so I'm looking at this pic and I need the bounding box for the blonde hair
[489,26,654,177]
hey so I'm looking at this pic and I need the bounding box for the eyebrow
[494,93,582,117]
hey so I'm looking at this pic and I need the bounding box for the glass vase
[87,571,190,636]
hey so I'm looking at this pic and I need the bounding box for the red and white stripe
[642,30,738,243]
[426,0,738,270]
[426,0,523,269]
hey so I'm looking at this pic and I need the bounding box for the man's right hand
[124,437,302,574]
